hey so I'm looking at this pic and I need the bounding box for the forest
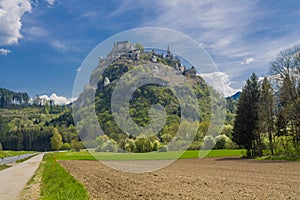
[233,44,300,158]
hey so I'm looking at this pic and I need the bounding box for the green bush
[61,143,71,150]
[203,135,216,150]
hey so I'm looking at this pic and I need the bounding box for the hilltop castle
[89,41,196,87]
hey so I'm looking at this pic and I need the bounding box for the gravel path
[0,154,44,200]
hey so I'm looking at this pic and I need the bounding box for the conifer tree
[233,73,260,157]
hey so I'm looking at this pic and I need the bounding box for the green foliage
[50,128,63,151]
[203,135,216,150]
[233,73,261,157]
[134,43,144,51]
[41,154,89,200]
[0,87,30,108]
[71,139,84,152]
[0,142,2,151]
[80,48,214,153]
[221,124,233,138]
[61,143,71,150]
[215,134,238,149]
[0,150,35,158]
[0,165,10,171]
[95,135,118,152]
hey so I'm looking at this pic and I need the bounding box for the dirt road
[60,157,300,200]
[0,154,44,200]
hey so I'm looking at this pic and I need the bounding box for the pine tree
[233,73,260,157]
[258,77,275,154]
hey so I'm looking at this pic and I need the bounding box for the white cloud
[140,1,300,92]
[241,57,255,65]
[200,72,240,97]
[50,40,68,52]
[0,0,32,45]
[0,48,11,55]
[46,0,55,6]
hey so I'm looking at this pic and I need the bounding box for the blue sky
[0,0,300,99]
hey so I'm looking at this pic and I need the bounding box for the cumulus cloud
[241,57,255,65]
[0,0,32,45]
[0,48,11,55]
[200,72,240,97]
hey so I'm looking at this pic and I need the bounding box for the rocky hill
[73,41,220,152]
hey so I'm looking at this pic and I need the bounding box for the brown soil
[59,157,300,200]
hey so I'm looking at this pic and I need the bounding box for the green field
[54,149,244,161]
[40,154,89,200]
[0,151,36,158]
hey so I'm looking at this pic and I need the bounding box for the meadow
[54,149,244,161]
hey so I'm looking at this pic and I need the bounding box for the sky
[0,0,300,100]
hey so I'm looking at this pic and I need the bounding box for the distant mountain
[30,93,77,106]
[228,91,241,100]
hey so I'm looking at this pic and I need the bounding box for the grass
[0,164,10,171]
[258,155,300,161]
[0,150,36,158]
[16,154,37,163]
[54,149,244,161]
[40,153,89,200]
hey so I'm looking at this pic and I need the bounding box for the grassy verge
[16,154,37,163]
[0,164,10,171]
[0,151,36,158]
[54,149,244,161]
[257,155,300,161]
[40,153,89,200]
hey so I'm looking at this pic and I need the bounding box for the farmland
[60,157,300,199]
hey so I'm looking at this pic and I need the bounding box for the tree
[71,139,84,152]
[134,43,144,51]
[258,77,275,154]
[0,142,2,151]
[50,128,63,151]
[233,73,261,157]
[270,45,300,153]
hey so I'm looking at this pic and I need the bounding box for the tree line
[0,88,30,108]
[233,44,300,158]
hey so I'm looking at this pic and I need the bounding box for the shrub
[101,141,118,152]
[157,145,168,152]
[151,140,161,151]
[71,140,84,152]
[61,143,71,150]
[203,135,216,150]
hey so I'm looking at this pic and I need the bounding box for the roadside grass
[257,155,300,161]
[0,151,36,158]
[0,164,10,171]
[40,153,89,200]
[54,149,244,161]
[16,154,37,163]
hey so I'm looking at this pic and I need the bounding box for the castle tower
[166,45,171,57]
